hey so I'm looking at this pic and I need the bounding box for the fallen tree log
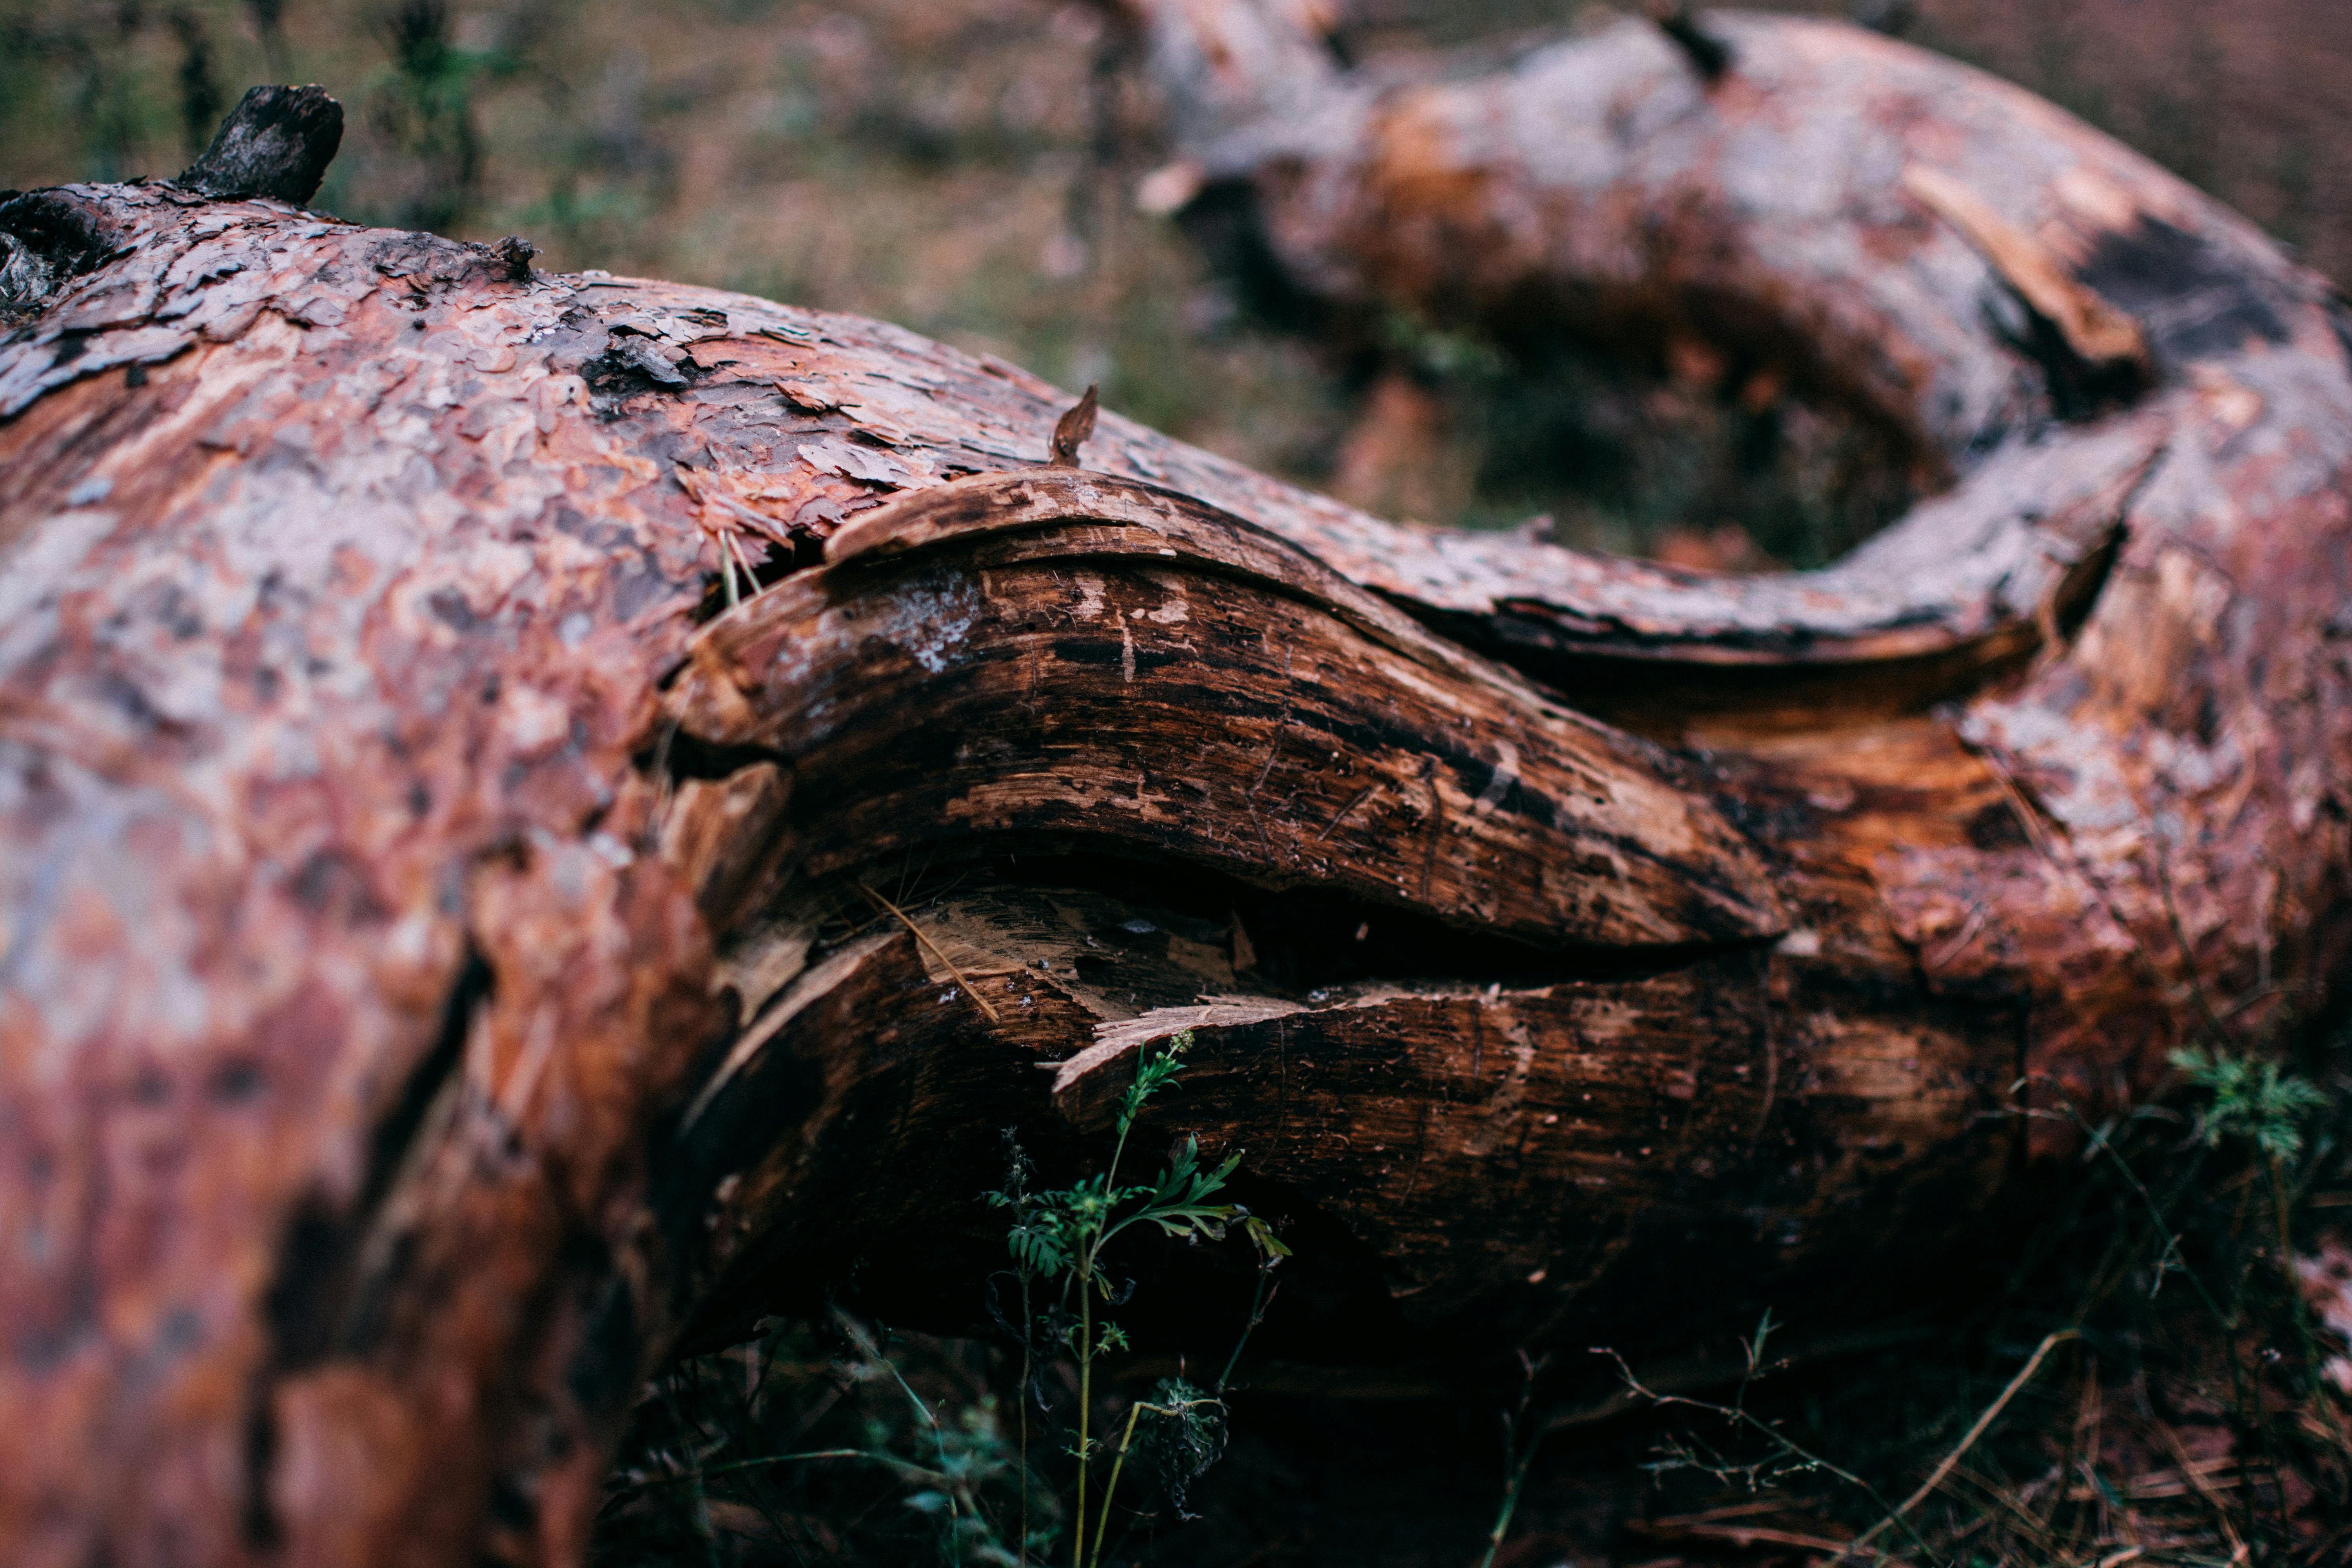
[0,9,2345,1561]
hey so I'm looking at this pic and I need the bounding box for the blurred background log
[0,5,2348,1564]
[2,0,2346,553]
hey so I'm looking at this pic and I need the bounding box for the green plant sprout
[2170,1044,2329,1160]
[986,1028,1290,1567]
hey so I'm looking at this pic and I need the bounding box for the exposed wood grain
[676,468,1786,951]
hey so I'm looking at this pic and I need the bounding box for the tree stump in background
[0,10,2347,1563]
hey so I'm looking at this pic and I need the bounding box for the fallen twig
[1840,1329,2078,1558]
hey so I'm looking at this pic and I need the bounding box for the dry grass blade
[1841,1329,2078,1557]
[1630,1504,1857,1554]
[2156,1420,2248,1557]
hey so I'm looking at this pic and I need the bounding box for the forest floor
[590,1037,2352,1566]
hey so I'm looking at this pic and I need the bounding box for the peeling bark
[0,13,2347,1566]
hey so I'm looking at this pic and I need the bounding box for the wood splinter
[1049,381,1099,466]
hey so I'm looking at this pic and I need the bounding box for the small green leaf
[1243,1214,1292,1260]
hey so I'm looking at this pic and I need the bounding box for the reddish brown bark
[0,9,2346,1565]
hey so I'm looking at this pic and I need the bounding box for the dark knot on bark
[176,85,344,206]
[1646,3,1733,83]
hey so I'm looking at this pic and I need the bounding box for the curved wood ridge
[668,467,1784,949]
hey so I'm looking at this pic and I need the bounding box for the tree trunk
[0,14,2347,1564]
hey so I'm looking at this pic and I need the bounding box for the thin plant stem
[1074,1285,1094,1568]
[1596,1348,1938,1564]
[1090,1399,1161,1568]
[2223,1177,2293,1543]
[2025,1090,2301,1548]
[2150,824,2232,1047]
[2030,1098,2231,1323]
[1073,1048,1146,1567]
[2269,1152,2326,1387]
[875,1342,965,1541]
[1474,1461,1534,1568]
[1103,1108,1138,1193]
[1091,1392,1216,1568]
[1474,1351,1542,1568]
[1215,1261,1277,1394]
[650,1448,951,1488]
[1018,1273,1034,1568]
[2042,1095,2284,1538]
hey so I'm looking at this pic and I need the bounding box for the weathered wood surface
[0,7,2345,1564]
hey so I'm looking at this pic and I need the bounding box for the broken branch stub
[174,84,344,204]
[0,23,2347,1568]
